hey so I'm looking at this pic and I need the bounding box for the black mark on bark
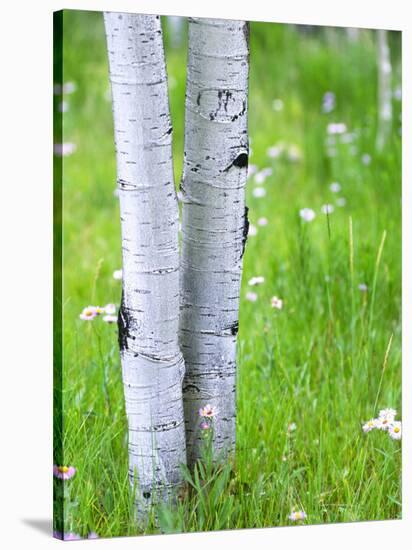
[231,100,246,122]
[243,21,250,45]
[223,152,248,172]
[153,420,177,431]
[118,291,132,351]
[212,89,233,120]
[233,152,248,168]
[241,205,249,259]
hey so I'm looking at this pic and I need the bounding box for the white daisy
[253,187,266,198]
[255,168,273,184]
[289,510,307,521]
[245,291,258,302]
[329,182,341,193]
[247,164,258,178]
[376,418,392,431]
[199,404,218,418]
[113,269,123,280]
[261,167,273,177]
[362,418,378,433]
[376,409,397,431]
[254,172,266,184]
[248,224,258,237]
[336,197,346,207]
[388,421,402,440]
[271,296,283,309]
[248,276,265,286]
[103,315,117,324]
[327,122,347,135]
[104,303,116,315]
[358,283,368,292]
[299,208,316,222]
[267,145,283,158]
[58,101,69,113]
[257,217,268,226]
[378,408,397,421]
[321,204,334,215]
[79,306,97,321]
[63,81,77,94]
[322,91,335,113]
[54,143,77,157]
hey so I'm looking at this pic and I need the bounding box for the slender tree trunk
[179,18,250,467]
[346,28,360,42]
[167,16,185,49]
[104,12,186,515]
[376,29,392,152]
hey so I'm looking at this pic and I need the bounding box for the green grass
[56,11,402,538]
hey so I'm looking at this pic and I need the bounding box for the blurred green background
[56,11,401,538]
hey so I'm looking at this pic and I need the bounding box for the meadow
[56,10,402,538]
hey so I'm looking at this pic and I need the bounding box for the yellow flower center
[394,427,400,433]
[58,466,69,473]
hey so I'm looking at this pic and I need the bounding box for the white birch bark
[376,29,392,152]
[104,12,186,514]
[179,18,250,467]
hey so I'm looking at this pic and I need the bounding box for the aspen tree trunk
[346,28,360,42]
[179,18,250,467]
[104,12,186,515]
[376,29,392,152]
[167,16,185,49]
